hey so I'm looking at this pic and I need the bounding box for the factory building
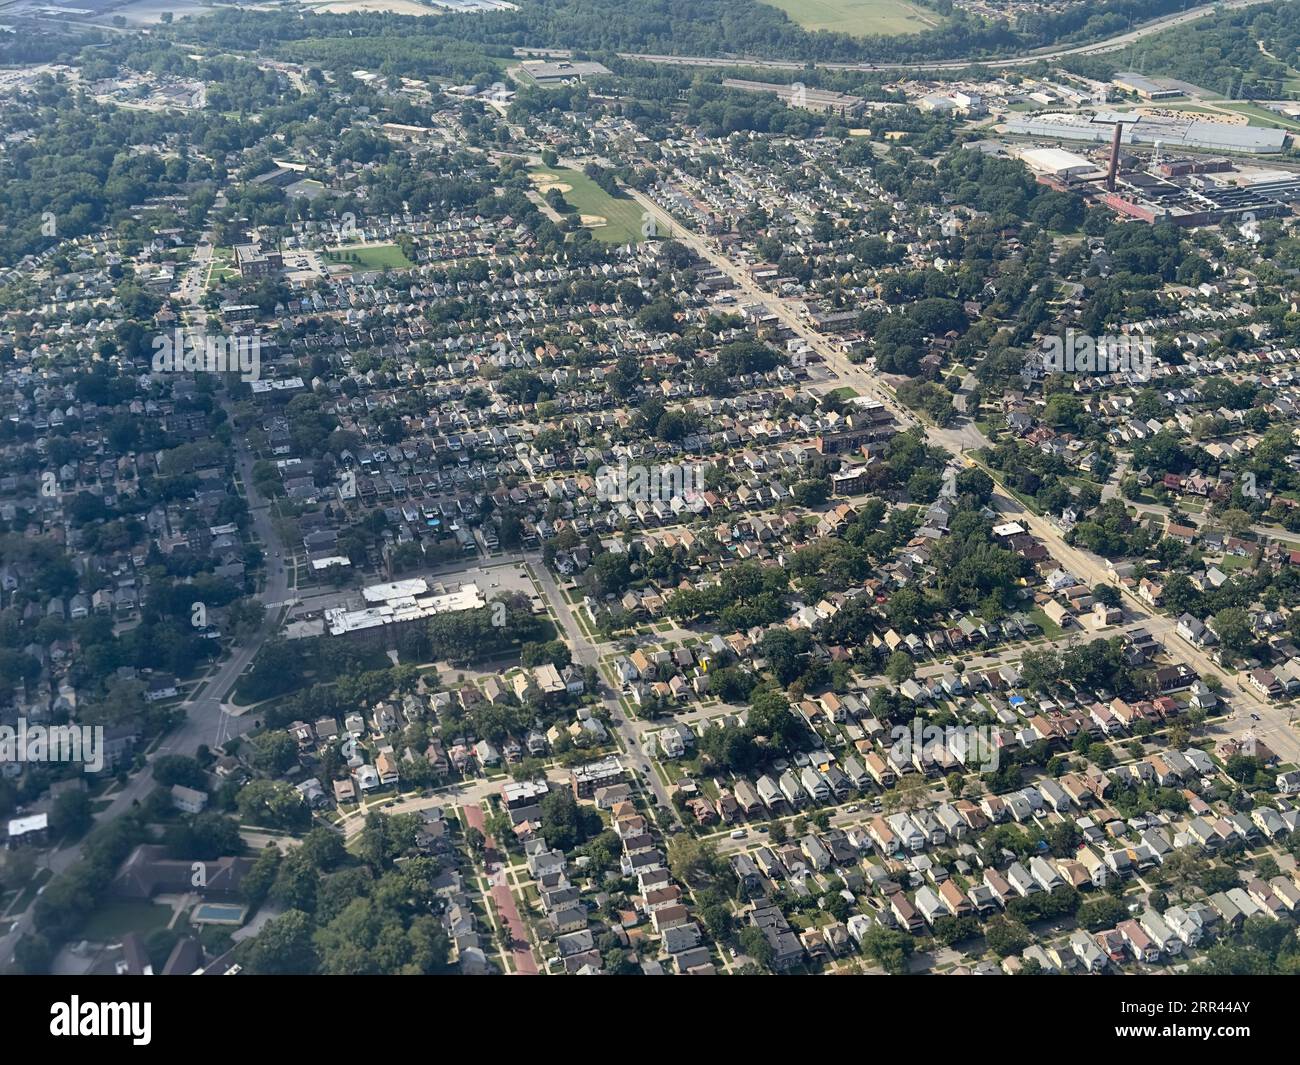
[721,79,867,117]
[1111,73,1185,101]
[1004,112,1288,155]
[1017,147,1101,181]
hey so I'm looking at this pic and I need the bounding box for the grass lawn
[1216,101,1300,132]
[325,242,413,270]
[529,166,646,243]
[207,246,240,289]
[1027,606,1063,640]
[761,0,942,35]
[82,900,173,940]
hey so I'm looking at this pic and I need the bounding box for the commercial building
[721,79,867,118]
[521,60,611,86]
[571,756,624,799]
[1004,112,1287,156]
[1018,147,1100,181]
[1111,73,1184,101]
[322,578,486,644]
[6,813,48,849]
[233,243,282,278]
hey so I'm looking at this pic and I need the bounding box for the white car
[730,829,747,840]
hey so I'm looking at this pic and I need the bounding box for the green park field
[529,166,647,244]
[760,0,943,36]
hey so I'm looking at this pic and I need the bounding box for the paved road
[627,184,1300,767]
[527,556,681,821]
[462,804,539,974]
[1,215,291,968]
[618,0,1274,73]
[172,212,293,752]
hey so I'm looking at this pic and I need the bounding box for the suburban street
[627,184,1300,768]
[1,215,290,968]
[461,803,540,974]
[527,554,681,819]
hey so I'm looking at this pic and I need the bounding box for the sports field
[760,0,943,36]
[529,166,646,243]
[324,243,414,269]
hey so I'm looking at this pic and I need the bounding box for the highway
[619,0,1275,73]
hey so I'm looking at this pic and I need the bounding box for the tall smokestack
[1106,121,1122,192]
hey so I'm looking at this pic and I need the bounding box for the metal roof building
[1005,113,1287,155]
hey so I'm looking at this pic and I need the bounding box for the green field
[529,166,647,243]
[207,246,240,289]
[325,242,413,269]
[1216,101,1300,132]
[760,0,942,36]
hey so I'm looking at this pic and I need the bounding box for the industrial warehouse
[1004,112,1300,227]
[1004,110,1288,155]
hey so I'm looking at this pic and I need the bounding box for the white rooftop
[8,813,48,836]
[363,578,429,603]
[327,583,485,636]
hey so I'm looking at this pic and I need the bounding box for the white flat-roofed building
[7,813,48,848]
[1112,73,1183,101]
[363,578,430,603]
[249,377,304,394]
[1018,147,1098,180]
[522,59,611,85]
[324,582,486,641]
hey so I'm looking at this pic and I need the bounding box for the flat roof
[1112,73,1173,95]
[1005,114,1287,154]
[8,813,48,836]
[1020,147,1096,173]
[326,583,485,635]
[363,578,429,603]
[523,60,610,80]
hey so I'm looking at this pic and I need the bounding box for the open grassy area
[529,166,646,244]
[207,246,240,289]
[1027,606,1064,640]
[324,242,413,270]
[1216,101,1300,132]
[82,900,173,940]
[760,0,942,36]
